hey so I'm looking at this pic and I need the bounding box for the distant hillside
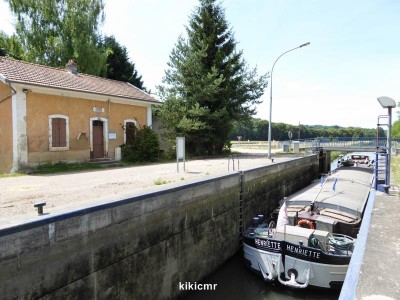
[229,118,385,141]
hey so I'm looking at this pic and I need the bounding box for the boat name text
[255,238,282,250]
[286,244,321,259]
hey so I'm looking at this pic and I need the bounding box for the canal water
[181,152,374,300]
[179,252,340,300]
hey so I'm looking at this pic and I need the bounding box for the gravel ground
[0,153,294,226]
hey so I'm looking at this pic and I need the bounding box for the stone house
[0,57,160,173]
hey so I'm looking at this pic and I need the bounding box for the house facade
[0,58,160,173]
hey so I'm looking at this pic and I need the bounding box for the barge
[243,165,374,288]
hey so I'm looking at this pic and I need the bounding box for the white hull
[243,243,348,288]
[243,243,281,281]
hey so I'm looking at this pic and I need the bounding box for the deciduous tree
[393,120,400,139]
[6,0,106,75]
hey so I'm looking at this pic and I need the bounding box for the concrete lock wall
[0,155,318,299]
[242,155,319,229]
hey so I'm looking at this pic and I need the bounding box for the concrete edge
[339,189,376,300]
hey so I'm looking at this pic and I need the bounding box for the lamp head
[299,42,310,48]
[377,96,396,108]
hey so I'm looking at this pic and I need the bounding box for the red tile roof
[0,57,159,104]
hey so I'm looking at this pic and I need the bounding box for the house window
[49,115,69,151]
[126,122,136,145]
[124,119,137,145]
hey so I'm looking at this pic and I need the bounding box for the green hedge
[121,126,160,162]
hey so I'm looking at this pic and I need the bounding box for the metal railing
[278,138,393,153]
[228,155,240,171]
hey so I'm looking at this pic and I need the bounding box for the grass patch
[0,172,26,178]
[392,156,400,187]
[30,162,104,174]
[154,178,172,185]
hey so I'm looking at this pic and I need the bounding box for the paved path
[0,154,293,228]
[355,184,400,300]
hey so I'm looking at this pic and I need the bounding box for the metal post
[387,107,392,186]
[377,96,397,190]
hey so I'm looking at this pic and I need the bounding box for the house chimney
[65,59,78,74]
[0,47,5,61]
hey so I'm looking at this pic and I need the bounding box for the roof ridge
[2,57,145,88]
[0,57,160,103]
[2,56,67,73]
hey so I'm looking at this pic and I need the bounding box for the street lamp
[377,96,397,189]
[268,42,310,159]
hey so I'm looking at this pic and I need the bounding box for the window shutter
[52,118,67,147]
[59,118,66,147]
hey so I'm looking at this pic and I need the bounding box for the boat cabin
[274,225,329,249]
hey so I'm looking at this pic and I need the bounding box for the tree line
[228,118,386,141]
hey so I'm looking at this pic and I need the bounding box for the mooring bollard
[34,202,46,215]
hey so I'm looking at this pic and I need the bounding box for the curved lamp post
[268,42,310,159]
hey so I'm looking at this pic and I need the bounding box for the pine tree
[101,36,147,91]
[158,0,267,155]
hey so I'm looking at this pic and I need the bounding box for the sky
[1,0,399,129]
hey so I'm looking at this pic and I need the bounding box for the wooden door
[93,121,104,158]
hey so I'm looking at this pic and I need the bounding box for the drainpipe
[0,77,17,103]
[108,98,111,121]
[107,98,111,157]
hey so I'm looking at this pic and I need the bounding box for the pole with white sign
[176,137,185,172]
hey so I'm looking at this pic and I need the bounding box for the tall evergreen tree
[158,0,267,155]
[6,0,106,75]
[101,36,147,91]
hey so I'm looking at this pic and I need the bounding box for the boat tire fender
[297,219,315,229]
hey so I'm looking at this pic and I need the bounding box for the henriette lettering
[286,244,321,259]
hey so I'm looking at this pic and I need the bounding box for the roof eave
[7,80,162,105]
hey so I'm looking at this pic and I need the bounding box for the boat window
[327,234,354,255]
[308,235,326,251]
[309,236,320,248]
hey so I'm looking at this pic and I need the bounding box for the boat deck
[285,166,374,217]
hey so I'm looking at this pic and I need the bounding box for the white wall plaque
[93,106,104,113]
[108,132,117,140]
